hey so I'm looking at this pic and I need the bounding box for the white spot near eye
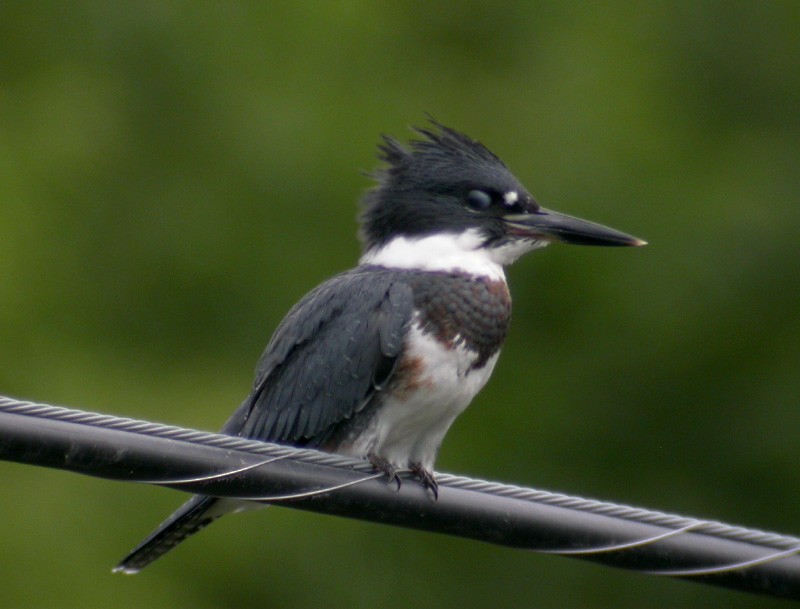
[503,191,518,206]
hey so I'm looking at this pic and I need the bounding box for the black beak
[504,208,646,247]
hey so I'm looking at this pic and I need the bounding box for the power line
[1,395,798,599]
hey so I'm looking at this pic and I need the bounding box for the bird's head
[359,121,645,272]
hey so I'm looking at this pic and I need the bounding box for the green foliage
[1,2,798,607]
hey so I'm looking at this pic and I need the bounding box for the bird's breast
[406,270,511,369]
[342,324,501,471]
[332,271,511,470]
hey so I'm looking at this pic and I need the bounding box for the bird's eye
[466,189,492,210]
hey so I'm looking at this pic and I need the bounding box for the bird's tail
[114,495,224,574]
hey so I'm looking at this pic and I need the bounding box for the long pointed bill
[504,208,646,247]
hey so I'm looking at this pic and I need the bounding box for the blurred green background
[1,2,799,607]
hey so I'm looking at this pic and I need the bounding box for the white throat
[359,229,546,280]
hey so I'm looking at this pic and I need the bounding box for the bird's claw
[368,454,439,499]
[368,453,401,491]
[410,462,439,500]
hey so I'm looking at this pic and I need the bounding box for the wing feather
[228,268,413,445]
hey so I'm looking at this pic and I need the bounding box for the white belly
[341,323,500,471]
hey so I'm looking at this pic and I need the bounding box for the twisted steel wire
[1,395,799,599]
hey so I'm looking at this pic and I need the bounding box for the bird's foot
[410,462,439,500]
[368,452,401,491]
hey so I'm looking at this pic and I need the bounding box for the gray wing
[223,267,413,445]
[114,267,412,573]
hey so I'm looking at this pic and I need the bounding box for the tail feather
[114,495,222,574]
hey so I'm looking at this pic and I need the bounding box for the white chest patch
[339,322,499,471]
[360,228,548,276]
[360,229,507,280]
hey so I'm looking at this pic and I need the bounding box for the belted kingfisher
[115,120,644,573]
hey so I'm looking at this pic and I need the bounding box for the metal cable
[1,395,799,600]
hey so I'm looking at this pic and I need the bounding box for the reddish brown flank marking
[391,354,433,400]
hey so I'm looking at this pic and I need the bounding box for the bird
[114,120,645,573]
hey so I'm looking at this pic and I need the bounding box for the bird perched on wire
[115,120,645,573]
